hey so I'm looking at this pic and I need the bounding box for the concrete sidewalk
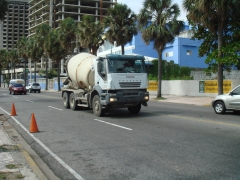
[149,91,215,106]
[149,93,214,106]
[0,115,47,180]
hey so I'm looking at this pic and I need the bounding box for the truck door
[97,59,107,88]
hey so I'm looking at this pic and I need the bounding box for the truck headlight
[144,96,149,100]
[110,98,117,102]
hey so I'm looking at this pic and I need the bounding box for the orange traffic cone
[11,103,17,116]
[29,113,39,133]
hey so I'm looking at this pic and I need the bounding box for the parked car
[27,82,41,93]
[9,83,27,95]
[212,84,240,114]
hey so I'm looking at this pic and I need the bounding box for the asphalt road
[0,89,240,180]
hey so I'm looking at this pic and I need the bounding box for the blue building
[98,23,207,69]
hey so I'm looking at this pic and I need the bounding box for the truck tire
[63,92,70,109]
[128,104,141,114]
[92,95,104,117]
[69,93,77,110]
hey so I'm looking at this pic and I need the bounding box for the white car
[26,82,41,93]
[212,84,240,114]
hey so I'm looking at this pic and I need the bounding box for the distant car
[25,83,32,90]
[27,82,41,93]
[9,83,27,95]
[9,79,25,86]
[212,84,240,114]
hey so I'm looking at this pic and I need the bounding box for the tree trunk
[45,56,48,90]
[8,65,10,86]
[217,24,223,95]
[92,46,98,56]
[121,44,125,55]
[0,67,2,87]
[34,61,37,82]
[57,60,61,91]
[13,63,16,79]
[157,49,163,98]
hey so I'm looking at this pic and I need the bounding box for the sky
[116,0,187,21]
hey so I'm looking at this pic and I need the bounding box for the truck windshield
[107,59,146,73]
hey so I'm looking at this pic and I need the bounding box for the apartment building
[28,0,116,37]
[0,0,29,50]
[27,0,116,76]
[0,0,29,81]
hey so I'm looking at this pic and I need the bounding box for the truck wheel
[128,104,141,114]
[92,95,104,117]
[63,92,70,109]
[69,93,77,110]
[214,101,226,114]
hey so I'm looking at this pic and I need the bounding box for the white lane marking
[13,96,18,98]
[94,119,132,130]
[48,106,63,111]
[26,100,34,103]
[0,107,84,180]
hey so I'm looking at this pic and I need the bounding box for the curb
[18,144,48,180]
[0,115,48,180]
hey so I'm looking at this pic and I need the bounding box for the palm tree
[4,51,12,82]
[58,17,76,54]
[183,0,240,95]
[8,50,18,79]
[104,3,138,55]
[26,37,43,82]
[44,29,67,91]
[35,24,51,89]
[138,0,184,98]
[0,49,8,86]
[16,36,28,85]
[77,15,104,55]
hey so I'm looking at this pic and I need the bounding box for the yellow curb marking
[168,115,240,128]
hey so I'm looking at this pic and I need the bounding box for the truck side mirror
[101,72,106,77]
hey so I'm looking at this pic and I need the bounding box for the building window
[165,51,173,57]
[187,50,192,55]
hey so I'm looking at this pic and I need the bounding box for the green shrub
[148,59,193,80]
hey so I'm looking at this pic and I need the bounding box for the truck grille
[119,82,141,88]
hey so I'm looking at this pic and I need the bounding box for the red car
[9,83,27,95]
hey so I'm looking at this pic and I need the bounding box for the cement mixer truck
[62,52,149,117]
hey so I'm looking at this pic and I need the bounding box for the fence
[148,79,240,97]
[1,78,240,97]
[0,77,67,91]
